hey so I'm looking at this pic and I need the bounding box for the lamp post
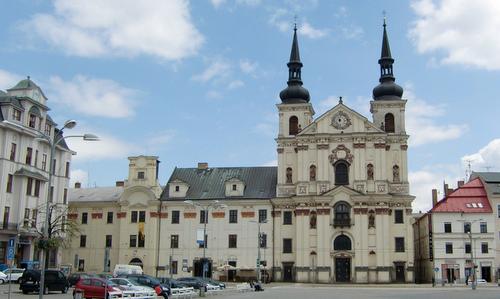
[184,200,226,279]
[249,219,267,284]
[458,218,483,291]
[38,120,99,299]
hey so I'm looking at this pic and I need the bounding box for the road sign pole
[7,237,16,299]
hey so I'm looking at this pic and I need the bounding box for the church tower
[370,20,407,135]
[276,25,314,193]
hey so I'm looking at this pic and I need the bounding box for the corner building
[272,23,414,283]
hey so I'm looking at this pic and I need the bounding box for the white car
[468,278,488,284]
[0,271,7,284]
[109,278,156,298]
[2,268,25,283]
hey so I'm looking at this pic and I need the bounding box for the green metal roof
[8,78,40,90]
[161,166,277,201]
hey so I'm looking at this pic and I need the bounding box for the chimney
[198,162,208,170]
[432,189,438,207]
[457,180,465,188]
[116,181,125,187]
[74,182,81,189]
[443,183,450,196]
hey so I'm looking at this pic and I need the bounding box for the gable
[299,103,382,135]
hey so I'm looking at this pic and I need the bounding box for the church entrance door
[335,257,350,282]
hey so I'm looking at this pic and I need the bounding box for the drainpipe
[155,199,162,277]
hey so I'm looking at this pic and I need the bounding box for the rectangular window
[80,235,87,247]
[171,235,179,248]
[10,143,16,161]
[44,123,52,135]
[25,147,33,165]
[395,237,405,252]
[131,211,138,223]
[63,188,68,204]
[29,114,36,128]
[65,162,70,178]
[2,207,10,229]
[139,211,146,223]
[130,235,137,247]
[200,210,208,224]
[105,235,112,248]
[6,174,13,193]
[229,210,238,223]
[32,209,37,228]
[283,211,292,225]
[445,242,453,254]
[137,171,145,179]
[26,178,33,195]
[24,208,30,219]
[171,261,178,275]
[171,210,180,224]
[260,233,267,248]
[232,184,237,191]
[444,222,452,233]
[394,209,404,224]
[49,186,54,203]
[258,209,267,223]
[481,242,488,253]
[464,222,471,233]
[52,159,56,175]
[34,150,38,167]
[480,222,487,233]
[12,109,21,121]
[283,238,292,253]
[465,242,471,254]
[138,233,145,247]
[228,234,237,248]
[107,212,113,224]
[175,185,180,192]
[34,180,41,197]
[41,154,47,171]
[82,212,88,224]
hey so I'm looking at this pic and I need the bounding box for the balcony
[0,222,18,233]
[332,218,352,228]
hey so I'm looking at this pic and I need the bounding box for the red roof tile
[431,178,491,213]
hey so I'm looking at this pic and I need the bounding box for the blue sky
[1,0,499,212]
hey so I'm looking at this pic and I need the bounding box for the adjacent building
[0,78,73,267]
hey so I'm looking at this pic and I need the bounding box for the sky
[0,0,499,213]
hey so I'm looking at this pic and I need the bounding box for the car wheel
[22,290,29,294]
[62,286,69,294]
[0,278,4,284]
[17,277,22,283]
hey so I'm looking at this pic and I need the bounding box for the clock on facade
[331,111,351,130]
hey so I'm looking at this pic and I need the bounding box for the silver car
[109,278,156,298]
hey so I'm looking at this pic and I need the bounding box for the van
[113,264,143,277]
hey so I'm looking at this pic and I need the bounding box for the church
[64,21,414,283]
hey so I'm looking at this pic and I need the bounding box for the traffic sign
[6,238,15,261]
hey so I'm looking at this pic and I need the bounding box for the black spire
[279,24,310,104]
[372,19,403,101]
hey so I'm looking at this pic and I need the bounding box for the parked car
[68,273,89,287]
[19,269,70,294]
[109,278,156,298]
[468,278,488,284]
[176,277,208,290]
[157,277,189,289]
[118,274,169,298]
[201,278,226,289]
[113,264,143,277]
[74,277,122,299]
[0,271,7,284]
[2,268,25,283]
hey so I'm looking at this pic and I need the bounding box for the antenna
[483,166,493,172]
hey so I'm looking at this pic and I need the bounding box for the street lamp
[184,200,227,279]
[458,218,483,291]
[38,120,99,299]
[249,219,267,284]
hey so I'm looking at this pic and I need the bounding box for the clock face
[331,111,351,130]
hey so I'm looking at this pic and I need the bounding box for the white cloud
[404,84,468,146]
[206,90,223,99]
[301,21,328,39]
[340,25,364,40]
[228,80,244,90]
[409,0,500,69]
[192,60,232,83]
[210,0,226,8]
[23,0,203,60]
[239,60,258,74]
[48,75,138,118]
[210,0,261,8]
[69,169,88,187]
[262,159,277,167]
[462,139,500,172]
[0,69,23,90]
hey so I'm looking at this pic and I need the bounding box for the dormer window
[232,184,237,191]
[29,114,37,128]
[12,109,21,121]
[175,186,180,192]
[137,171,145,179]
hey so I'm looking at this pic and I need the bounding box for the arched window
[333,202,351,227]
[333,235,352,251]
[289,116,299,135]
[309,211,317,229]
[368,210,375,228]
[366,164,374,180]
[286,167,293,184]
[309,165,316,181]
[334,160,349,185]
[393,165,400,182]
[384,113,395,133]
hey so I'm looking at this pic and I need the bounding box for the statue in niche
[368,210,375,228]
[367,164,374,180]
[309,212,317,229]
[393,165,400,182]
[309,165,316,181]
[286,167,293,184]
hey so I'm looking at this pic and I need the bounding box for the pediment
[320,185,363,197]
[299,102,382,135]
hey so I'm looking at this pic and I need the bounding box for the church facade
[63,22,414,283]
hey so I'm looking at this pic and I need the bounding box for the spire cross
[382,10,387,27]
[294,15,298,31]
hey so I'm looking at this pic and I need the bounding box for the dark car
[158,277,189,289]
[19,269,70,294]
[176,277,208,290]
[118,274,170,298]
[68,273,89,287]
